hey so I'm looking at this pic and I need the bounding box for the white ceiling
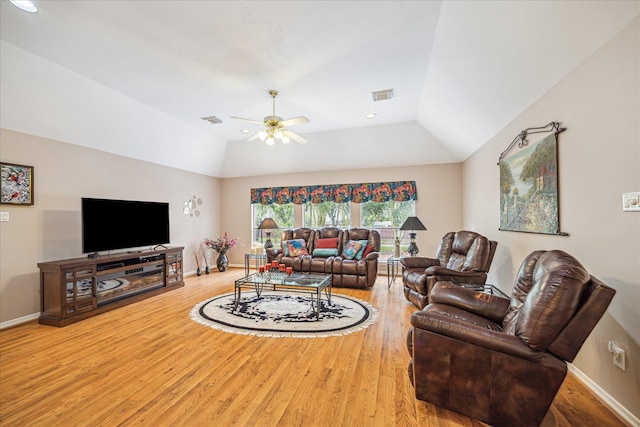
[1,1,638,177]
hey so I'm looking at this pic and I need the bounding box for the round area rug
[190,291,378,338]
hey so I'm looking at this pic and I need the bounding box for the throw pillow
[342,240,363,260]
[312,248,339,257]
[354,239,369,260]
[316,237,339,249]
[361,245,374,259]
[286,239,309,257]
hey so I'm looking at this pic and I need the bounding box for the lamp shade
[258,217,279,230]
[399,216,427,231]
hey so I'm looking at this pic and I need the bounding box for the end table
[244,253,266,276]
[386,257,402,288]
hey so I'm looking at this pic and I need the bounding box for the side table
[460,283,509,298]
[386,257,402,288]
[244,253,266,276]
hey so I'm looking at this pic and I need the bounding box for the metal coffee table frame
[234,272,332,320]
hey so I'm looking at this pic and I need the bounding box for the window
[304,202,351,228]
[250,181,417,254]
[252,204,294,247]
[361,200,415,257]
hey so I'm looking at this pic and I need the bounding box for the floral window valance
[251,181,416,205]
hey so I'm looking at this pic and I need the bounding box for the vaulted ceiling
[1,1,638,177]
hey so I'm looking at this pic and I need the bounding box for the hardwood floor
[0,269,626,426]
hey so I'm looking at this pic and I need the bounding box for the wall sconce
[257,217,279,249]
[399,216,427,256]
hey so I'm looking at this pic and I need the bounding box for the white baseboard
[0,312,39,330]
[568,364,639,426]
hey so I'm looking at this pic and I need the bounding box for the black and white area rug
[190,291,378,338]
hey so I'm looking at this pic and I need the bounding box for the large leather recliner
[400,230,497,309]
[406,250,616,427]
[267,227,380,288]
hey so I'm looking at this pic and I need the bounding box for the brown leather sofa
[400,230,497,309]
[406,250,616,427]
[266,227,381,288]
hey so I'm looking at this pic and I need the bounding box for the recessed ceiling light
[366,113,377,119]
[9,0,38,13]
[241,129,250,134]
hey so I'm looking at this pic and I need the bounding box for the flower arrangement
[204,233,239,254]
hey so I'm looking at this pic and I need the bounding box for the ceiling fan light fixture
[232,89,309,145]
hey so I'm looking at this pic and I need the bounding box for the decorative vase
[216,252,228,272]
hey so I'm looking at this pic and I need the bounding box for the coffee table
[233,272,332,320]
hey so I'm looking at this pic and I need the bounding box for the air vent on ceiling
[371,89,394,101]
[201,116,223,124]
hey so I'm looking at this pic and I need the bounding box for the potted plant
[204,233,239,272]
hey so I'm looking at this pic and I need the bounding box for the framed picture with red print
[1,162,34,205]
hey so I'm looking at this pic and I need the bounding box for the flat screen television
[82,197,170,254]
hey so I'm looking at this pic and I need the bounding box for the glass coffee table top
[234,272,332,319]
[236,272,331,289]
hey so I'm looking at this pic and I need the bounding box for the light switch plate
[0,212,9,222]
[623,192,640,212]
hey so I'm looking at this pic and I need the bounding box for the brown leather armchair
[406,250,616,427]
[400,230,497,308]
[332,227,381,288]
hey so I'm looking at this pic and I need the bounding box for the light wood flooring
[0,268,626,426]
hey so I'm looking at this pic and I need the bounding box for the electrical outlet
[0,212,9,222]
[608,340,626,371]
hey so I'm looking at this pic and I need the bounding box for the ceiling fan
[231,90,309,145]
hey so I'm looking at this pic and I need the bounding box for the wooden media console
[38,246,184,327]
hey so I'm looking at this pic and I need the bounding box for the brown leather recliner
[406,250,616,427]
[332,228,381,288]
[267,227,316,271]
[400,230,497,308]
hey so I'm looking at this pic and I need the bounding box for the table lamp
[257,217,279,249]
[399,216,427,256]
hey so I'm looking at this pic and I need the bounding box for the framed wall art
[498,122,567,236]
[1,162,34,205]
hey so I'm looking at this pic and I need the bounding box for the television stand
[38,246,184,327]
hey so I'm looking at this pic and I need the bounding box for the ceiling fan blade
[286,130,308,144]
[279,116,310,127]
[230,116,265,125]
[246,132,262,142]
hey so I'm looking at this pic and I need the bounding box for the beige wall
[0,129,461,325]
[220,164,463,267]
[462,18,640,418]
[0,129,221,324]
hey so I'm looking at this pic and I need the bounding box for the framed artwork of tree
[498,122,568,236]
